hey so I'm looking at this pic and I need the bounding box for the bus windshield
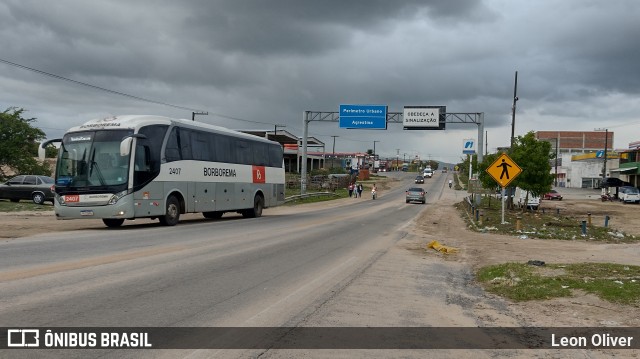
[55,129,133,190]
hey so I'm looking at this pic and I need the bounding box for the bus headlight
[108,190,128,205]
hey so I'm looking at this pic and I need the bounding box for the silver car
[0,175,55,204]
[406,187,426,204]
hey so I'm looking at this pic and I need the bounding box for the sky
[1,0,640,164]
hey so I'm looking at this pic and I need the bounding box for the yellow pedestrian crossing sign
[486,153,522,187]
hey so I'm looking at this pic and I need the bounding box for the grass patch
[0,200,53,212]
[456,197,637,242]
[477,262,640,304]
[283,188,349,205]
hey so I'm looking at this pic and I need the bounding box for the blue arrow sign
[463,139,476,154]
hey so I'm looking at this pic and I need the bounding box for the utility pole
[272,124,285,140]
[372,141,379,172]
[510,71,518,148]
[331,135,339,168]
[595,128,609,180]
[192,111,208,121]
[547,137,559,187]
[485,130,488,157]
[554,138,559,187]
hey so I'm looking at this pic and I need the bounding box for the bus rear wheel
[242,194,264,218]
[102,218,124,228]
[159,195,181,226]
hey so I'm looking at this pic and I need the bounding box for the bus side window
[165,127,181,162]
[269,144,283,168]
[179,129,193,160]
[135,144,151,172]
[192,131,210,161]
[137,125,168,170]
[235,139,252,165]
[253,142,268,166]
[213,134,232,163]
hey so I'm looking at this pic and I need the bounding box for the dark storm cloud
[182,0,492,56]
[1,0,639,156]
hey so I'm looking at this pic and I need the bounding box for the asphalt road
[1,172,459,355]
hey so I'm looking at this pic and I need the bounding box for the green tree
[425,160,439,170]
[476,152,501,190]
[456,155,478,187]
[477,131,553,210]
[510,131,554,197]
[0,107,52,180]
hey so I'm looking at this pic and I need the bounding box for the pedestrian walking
[348,183,354,198]
[357,183,363,198]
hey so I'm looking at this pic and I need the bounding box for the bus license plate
[80,210,94,216]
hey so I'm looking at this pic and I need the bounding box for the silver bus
[46,115,285,227]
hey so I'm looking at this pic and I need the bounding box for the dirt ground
[415,187,640,329]
[2,182,640,329]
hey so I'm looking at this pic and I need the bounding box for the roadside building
[612,141,640,187]
[240,129,325,173]
[536,131,618,188]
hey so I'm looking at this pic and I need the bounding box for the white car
[618,186,640,203]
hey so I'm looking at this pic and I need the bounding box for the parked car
[406,187,426,204]
[542,189,563,200]
[0,175,55,204]
[415,175,424,184]
[618,186,640,204]
[514,187,540,210]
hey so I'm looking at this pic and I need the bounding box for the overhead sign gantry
[299,106,484,194]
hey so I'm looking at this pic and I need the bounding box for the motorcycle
[371,190,377,200]
[601,193,615,202]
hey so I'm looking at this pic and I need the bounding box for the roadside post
[486,153,522,224]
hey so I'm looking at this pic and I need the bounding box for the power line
[0,57,205,112]
[0,57,278,127]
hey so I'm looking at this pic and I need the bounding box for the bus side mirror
[38,138,61,161]
[120,137,133,156]
[120,134,147,156]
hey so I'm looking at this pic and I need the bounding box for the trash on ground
[426,240,458,254]
[527,260,546,266]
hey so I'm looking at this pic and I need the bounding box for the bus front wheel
[103,218,124,228]
[159,196,181,226]
[242,195,264,218]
